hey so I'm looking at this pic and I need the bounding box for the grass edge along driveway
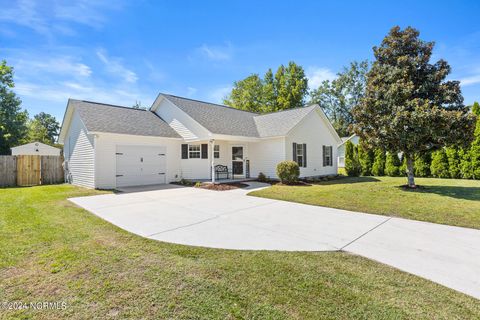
[249,176,480,230]
[0,184,479,319]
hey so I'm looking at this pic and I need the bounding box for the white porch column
[210,139,215,183]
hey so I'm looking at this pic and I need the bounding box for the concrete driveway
[70,182,480,300]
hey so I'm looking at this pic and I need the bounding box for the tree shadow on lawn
[401,185,480,201]
[316,176,381,185]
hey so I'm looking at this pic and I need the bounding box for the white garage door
[116,145,167,187]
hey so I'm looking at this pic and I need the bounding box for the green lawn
[250,176,480,230]
[1,185,479,319]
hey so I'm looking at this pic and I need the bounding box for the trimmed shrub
[345,141,361,176]
[414,152,431,177]
[472,101,480,116]
[459,148,473,179]
[257,172,268,182]
[431,149,450,178]
[385,152,401,177]
[445,147,461,179]
[372,148,386,176]
[471,114,480,179]
[276,160,300,184]
[472,144,480,179]
[358,143,374,176]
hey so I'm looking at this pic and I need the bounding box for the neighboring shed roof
[69,99,181,138]
[11,141,60,151]
[161,94,318,138]
[162,94,260,137]
[338,134,359,147]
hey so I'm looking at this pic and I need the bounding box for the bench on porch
[214,165,230,180]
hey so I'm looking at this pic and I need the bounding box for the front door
[232,146,244,176]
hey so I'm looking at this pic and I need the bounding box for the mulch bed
[398,184,426,190]
[198,182,249,191]
[273,181,312,187]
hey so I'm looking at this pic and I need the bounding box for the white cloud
[53,0,117,28]
[0,0,121,37]
[10,50,148,115]
[13,56,92,78]
[0,0,50,35]
[208,86,232,103]
[16,80,150,108]
[306,67,336,89]
[198,43,233,61]
[96,49,138,83]
[460,74,480,86]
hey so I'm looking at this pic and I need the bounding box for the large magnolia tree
[352,26,476,187]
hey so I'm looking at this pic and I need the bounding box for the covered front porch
[181,138,256,183]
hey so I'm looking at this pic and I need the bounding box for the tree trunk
[405,154,416,188]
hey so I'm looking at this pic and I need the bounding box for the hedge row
[344,143,480,179]
[345,105,480,179]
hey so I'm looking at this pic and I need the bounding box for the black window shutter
[303,143,307,167]
[292,143,297,162]
[201,144,208,159]
[329,146,333,166]
[322,145,326,166]
[181,144,188,159]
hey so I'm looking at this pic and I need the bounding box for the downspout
[210,139,215,183]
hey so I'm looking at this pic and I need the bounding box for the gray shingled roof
[162,94,317,138]
[70,99,181,138]
[163,94,260,137]
[254,105,317,137]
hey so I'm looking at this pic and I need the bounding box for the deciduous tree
[224,62,308,113]
[310,61,369,136]
[26,112,60,144]
[0,60,28,154]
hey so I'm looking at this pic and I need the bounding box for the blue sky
[1,0,480,121]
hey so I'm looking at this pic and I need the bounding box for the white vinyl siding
[94,133,181,189]
[248,138,285,179]
[64,110,95,188]
[180,141,227,180]
[286,109,338,177]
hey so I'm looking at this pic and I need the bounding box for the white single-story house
[11,141,61,156]
[337,134,360,168]
[58,94,342,189]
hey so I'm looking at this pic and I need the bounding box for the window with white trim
[188,144,201,159]
[323,145,333,166]
[296,143,304,167]
[214,145,220,159]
